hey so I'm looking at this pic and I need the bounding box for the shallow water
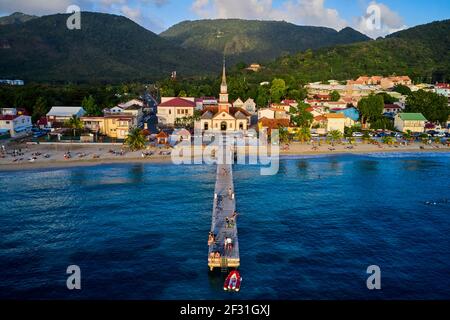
[1,153,450,299]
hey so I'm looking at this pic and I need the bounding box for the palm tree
[65,115,83,137]
[328,130,343,144]
[125,128,146,151]
[382,136,394,145]
[296,127,311,143]
[403,130,412,141]
[278,126,290,144]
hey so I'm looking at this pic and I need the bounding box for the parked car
[433,132,446,137]
[352,132,364,137]
[33,131,47,138]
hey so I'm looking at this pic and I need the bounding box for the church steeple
[218,57,230,113]
[221,58,227,94]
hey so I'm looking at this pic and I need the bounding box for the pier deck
[208,144,239,271]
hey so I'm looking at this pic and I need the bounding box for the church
[197,61,251,132]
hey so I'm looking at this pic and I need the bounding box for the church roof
[201,110,214,119]
[158,97,195,108]
[234,111,248,119]
[201,107,251,118]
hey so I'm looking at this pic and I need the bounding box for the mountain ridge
[160,19,371,64]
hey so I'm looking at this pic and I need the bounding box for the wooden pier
[208,142,240,271]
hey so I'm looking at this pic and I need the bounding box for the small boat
[224,270,242,292]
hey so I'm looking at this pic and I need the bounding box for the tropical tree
[328,130,343,143]
[330,90,341,102]
[256,83,270,107]
[382,136,395,145]
[32,97,48,123]
[290,102,314,128]
[403,130,412,141]
[377,92,399,104]
[406,90,449,124]
[125,128,146,151]
[270,78,287,103]
[295,127,311,143]
[82,95,101,116]
[358,94,384,127]
[393,84,412,96]
[278,126,290,144]
[64,115,83,137]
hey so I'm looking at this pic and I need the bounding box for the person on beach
[228,187,233,199]
[225,217,230,228]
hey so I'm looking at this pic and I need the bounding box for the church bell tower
[218,59,230,113]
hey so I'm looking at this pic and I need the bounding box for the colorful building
[394,113,427,133]
[157,97,196,126]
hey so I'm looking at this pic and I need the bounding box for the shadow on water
[296,160,309,177]
[208,269,227,293]
[356,160,379,172]
[329,159,341,171]
[402,159,442,171]
[129,164,145,184]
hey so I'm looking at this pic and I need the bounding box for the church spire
[221,57,227,87]
[219,56,229,110]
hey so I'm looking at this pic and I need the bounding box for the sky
[0,0,449,38]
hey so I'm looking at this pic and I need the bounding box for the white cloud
[120,5,142,20]
[354,1,407,38]
[191,0,347,30]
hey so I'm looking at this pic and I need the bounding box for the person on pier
[227,187,233,200]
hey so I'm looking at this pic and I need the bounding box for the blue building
[333,107,360,122]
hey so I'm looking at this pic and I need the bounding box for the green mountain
[243,19,450,84]
[0,12,215,83]
[161,19,371,64]
[0,12,38,25]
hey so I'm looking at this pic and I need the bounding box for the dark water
[1,153,450,300]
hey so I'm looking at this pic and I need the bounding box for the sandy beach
[0,140,449,171]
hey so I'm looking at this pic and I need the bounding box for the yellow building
[325,113,346,134]
[81,114,137,139]
[394,113,427,133]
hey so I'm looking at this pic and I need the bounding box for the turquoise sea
[1,153,450,299]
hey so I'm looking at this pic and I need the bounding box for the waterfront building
[394,113,427,133]
[0,108,32,138]
[81,114,137,140]
[46,106,85,127]
[157,97,196,126]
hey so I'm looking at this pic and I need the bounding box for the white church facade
[197,61,251,132]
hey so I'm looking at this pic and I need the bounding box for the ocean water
[1,153,450,300]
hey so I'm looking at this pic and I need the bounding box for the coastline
[1,143,449,172]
